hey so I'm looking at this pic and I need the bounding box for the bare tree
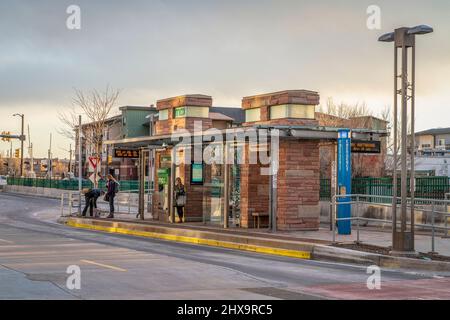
[380,106,411,174]
[58,86,121,158]
[318,97,388,177]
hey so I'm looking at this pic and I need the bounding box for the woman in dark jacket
[174,177,186,223]
[106,174,118,218]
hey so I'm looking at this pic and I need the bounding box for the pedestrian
[174,177,186,223]
[105,174,119,219]
[82,188,104,217]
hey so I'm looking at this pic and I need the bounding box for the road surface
[0,192,450,300]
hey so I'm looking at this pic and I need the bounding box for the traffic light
[14,149,20,159]
[1,131,11,142]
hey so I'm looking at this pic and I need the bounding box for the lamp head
[407,25,434,35]
[378,32,395,42]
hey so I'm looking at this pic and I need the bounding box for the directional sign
[114,149,140,159]
[351,140,381,154]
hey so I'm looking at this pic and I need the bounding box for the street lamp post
[13,113,25,177]
[379,25,433,254]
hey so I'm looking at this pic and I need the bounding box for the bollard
[356,195,360,244]
[60,193,65,217]
[332,196,336,243]
[431,202,436,254]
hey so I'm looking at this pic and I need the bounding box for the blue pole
[337,129,352,235]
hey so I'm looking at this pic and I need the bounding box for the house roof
[416,127,450,136]
[119,105,157,112]
[210,107,245,124]
[209,112,234,121]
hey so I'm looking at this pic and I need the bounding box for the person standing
[106,174,119,219]
[174,177,186,223]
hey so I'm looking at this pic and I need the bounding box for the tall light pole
[13,113,25,177]
[379,25,433,254]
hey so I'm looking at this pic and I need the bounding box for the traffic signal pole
[20,115,24,177]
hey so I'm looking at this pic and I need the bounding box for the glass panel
[174,106,209,118]
[186,106,209,118]
[159,109,169,121]
[202,143,224,225]
[245,108,261,122]
[270,105,287,119]
[288,104,315,119]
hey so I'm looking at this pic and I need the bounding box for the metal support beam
[223,142,229,229]
[138,148,146,220]
[169,146,176,223]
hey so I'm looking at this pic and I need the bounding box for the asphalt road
[0,192,450,300]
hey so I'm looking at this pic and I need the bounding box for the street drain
[241,287,325,300]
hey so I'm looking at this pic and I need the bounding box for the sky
[0,0,449,158]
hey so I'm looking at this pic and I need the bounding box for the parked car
[0,175,8,187]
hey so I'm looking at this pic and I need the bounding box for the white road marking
[80,259,127,272]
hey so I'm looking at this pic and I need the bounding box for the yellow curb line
[66,220,311,260]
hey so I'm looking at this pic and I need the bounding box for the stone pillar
[153,94,213,222]
[240,90,321,230]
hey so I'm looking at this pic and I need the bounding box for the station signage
[114,149,140,159]
[351,140,381,154]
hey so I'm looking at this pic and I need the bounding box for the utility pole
[13,113,25,177]
[48,133,52,180]
[28,125,34,176]
[78,115,82,215]
[69,144,73,174]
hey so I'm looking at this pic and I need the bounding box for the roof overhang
[103,125,388,148]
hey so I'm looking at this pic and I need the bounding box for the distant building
[415,127,450,156]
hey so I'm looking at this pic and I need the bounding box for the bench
[252,212,270,229]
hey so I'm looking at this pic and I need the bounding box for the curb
[59,217,450,272]
[60,217,312,260]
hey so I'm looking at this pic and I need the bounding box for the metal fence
[320,176,450,201]
[6,177,150,193]
[330,194,450,254]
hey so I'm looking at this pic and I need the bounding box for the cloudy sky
[0,0,449,158]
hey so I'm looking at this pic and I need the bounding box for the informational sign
[160,155,171,168]
[191,163,204,185]
[114,149,140,159]
[157,168,170,185]
[351,140,381,154]
[337,129,352,235]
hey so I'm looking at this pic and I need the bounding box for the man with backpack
[105,174,119,219]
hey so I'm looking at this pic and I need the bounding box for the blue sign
[337,129,352,235]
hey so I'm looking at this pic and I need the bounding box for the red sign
[88,156,99,171]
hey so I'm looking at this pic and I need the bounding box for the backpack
[113,181,119,194]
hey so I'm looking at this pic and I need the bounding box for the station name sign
[114,149,140,158]
[351,140,381,154]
